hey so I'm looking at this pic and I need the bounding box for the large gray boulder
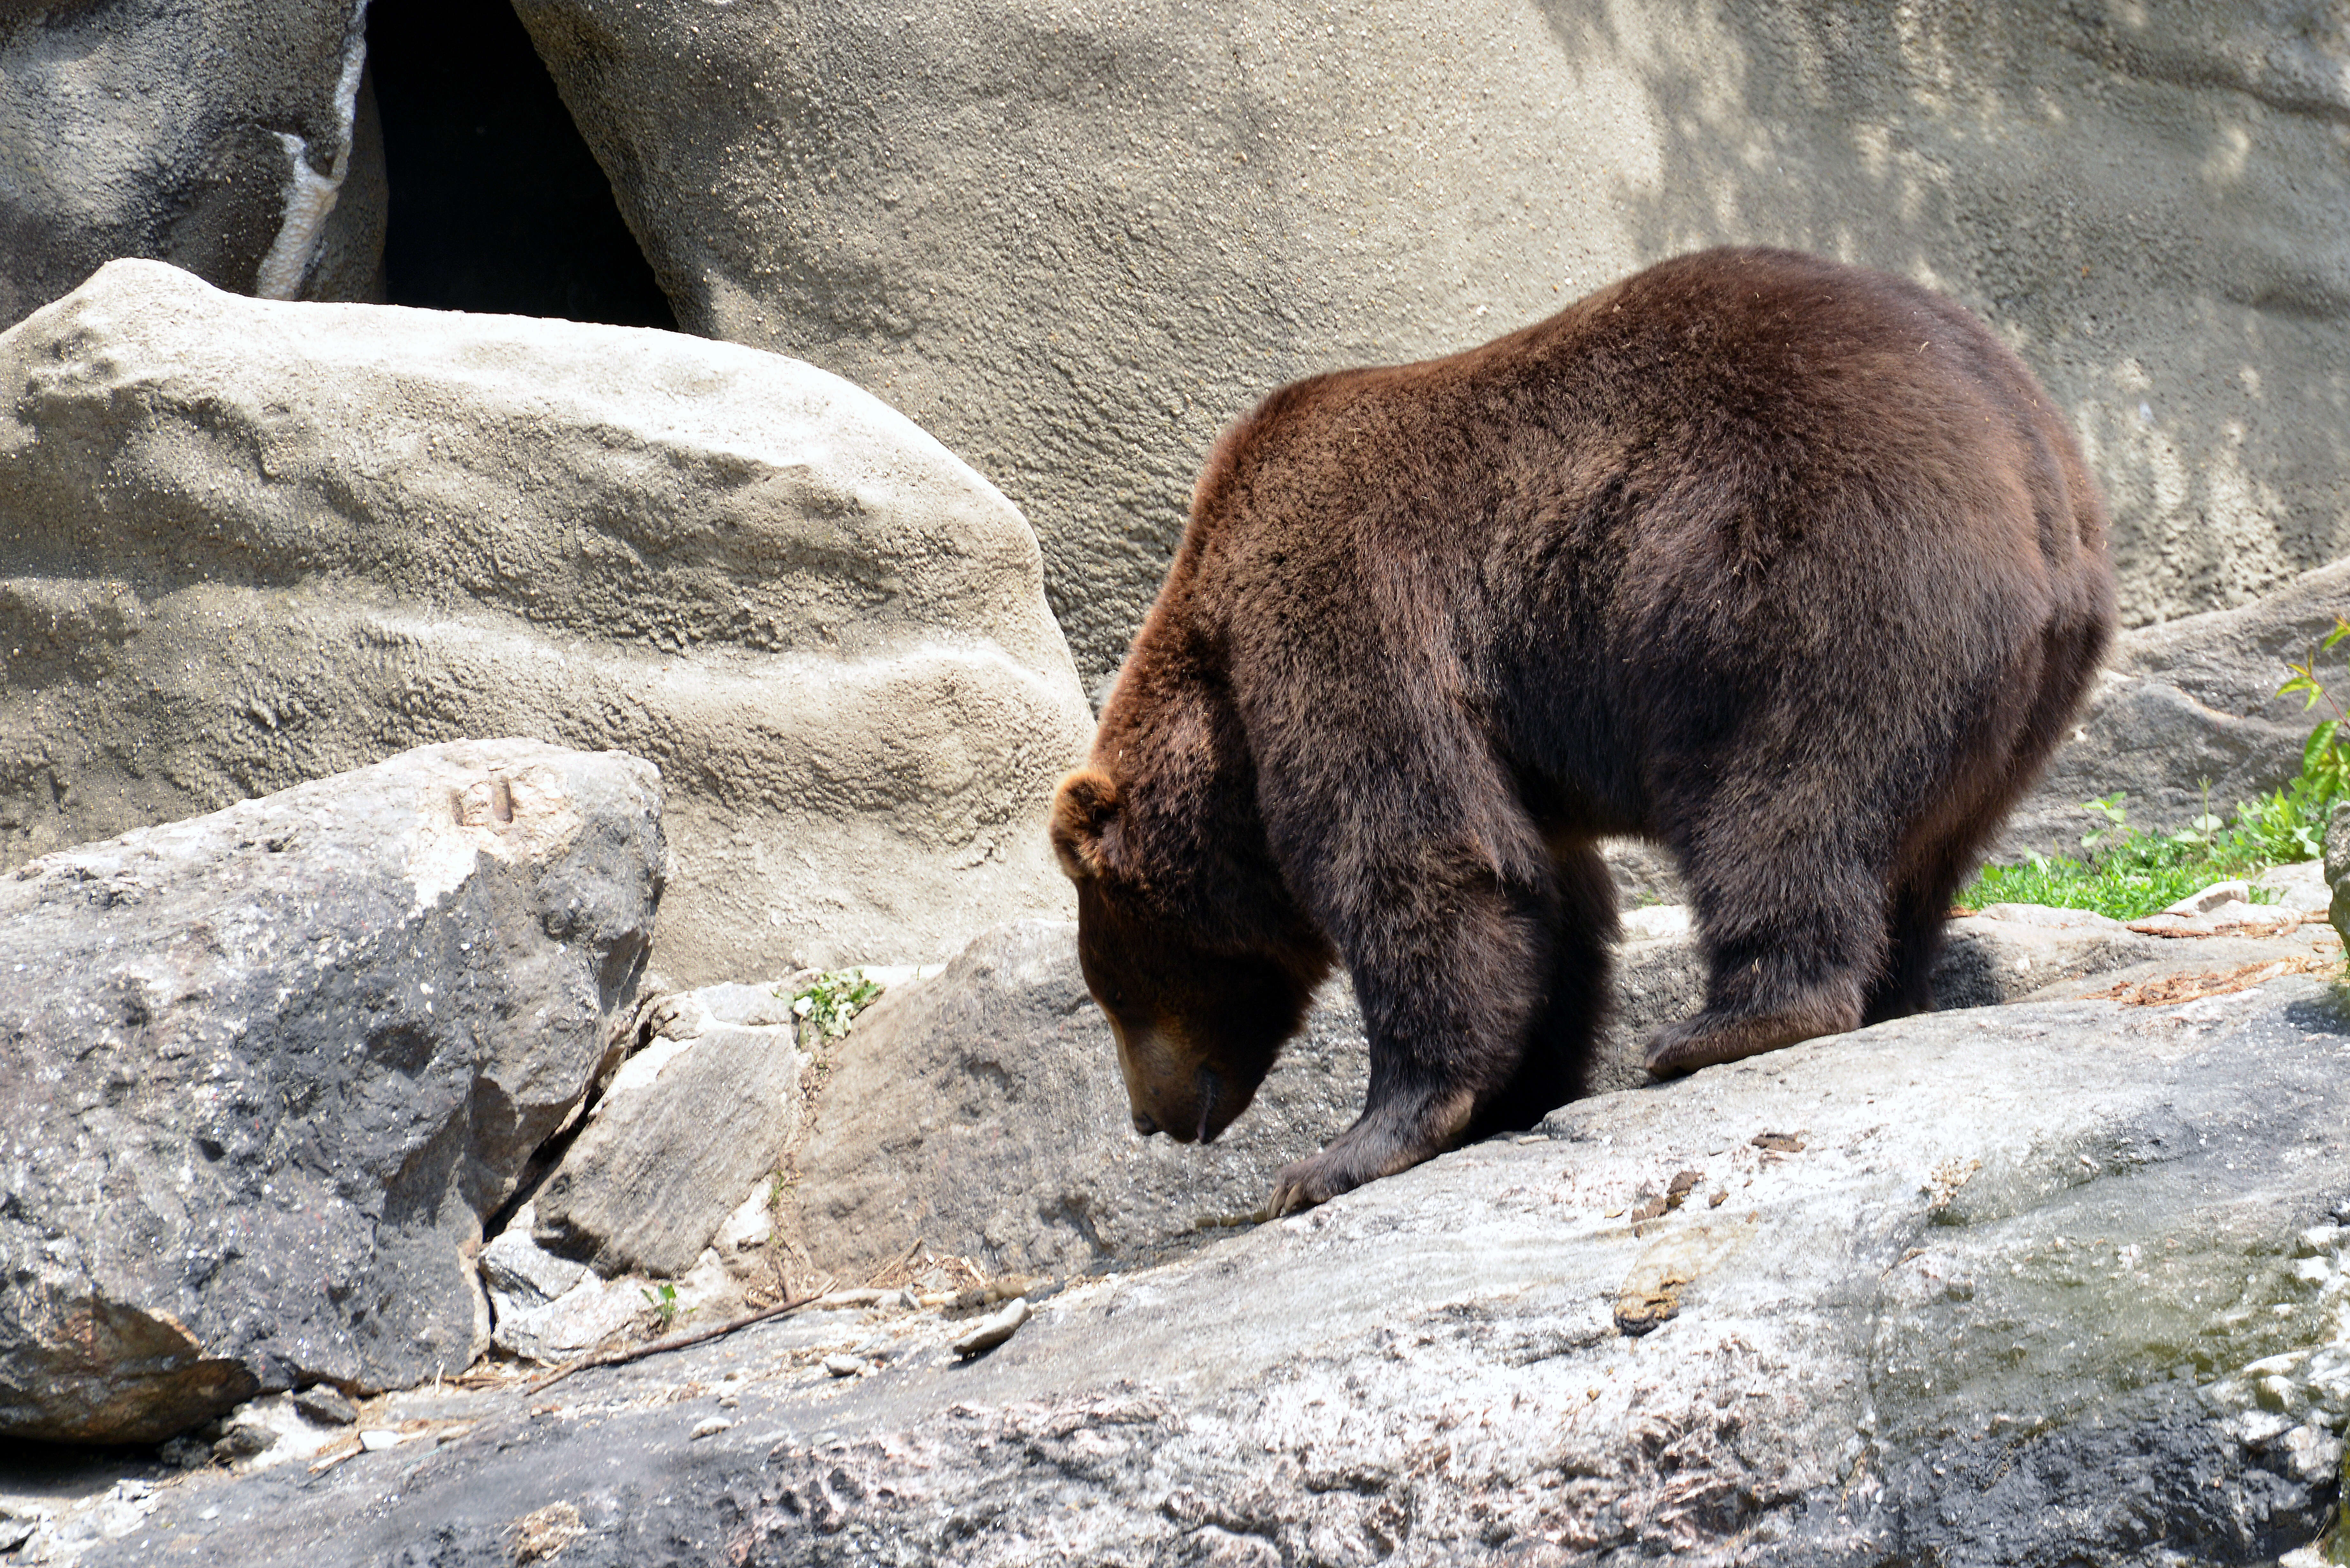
[514,0,2350,679]
[2004,556,2350,853]
[0,2,384,327]
[69,974,2350,1566]
[0,259,1093,983]
[0,739,662,1444]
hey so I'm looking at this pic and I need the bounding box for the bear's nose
[1131,1110,1160,1135]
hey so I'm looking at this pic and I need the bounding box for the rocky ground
[8,955,2349,1565]
[6,743,2348,1564]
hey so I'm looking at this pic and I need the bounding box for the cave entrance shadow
[367,0,676,329]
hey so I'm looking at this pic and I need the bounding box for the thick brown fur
[1054,247,2115,1214]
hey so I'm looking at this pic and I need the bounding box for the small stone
[292,1386,359,1427]
[2167,880,2252,918]
[2257,1375,2304,1414]
[357,1429,406,1452]
[2292,1225,2344,1258]
[822,1354,864,1378]
[949,1298,1032,1358]
[689,1417,732,1439]
[2278,1423,2345,1483]
[817,1288,889,1309]
[211,1421,276,1462]
[157,1436,211,1470]
[2227,1409,2293,1448]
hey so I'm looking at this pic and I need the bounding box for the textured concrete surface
[52,976,2350,1566]
[0,260,1092,983]
[0,740,662,1443]
[0,0,383,326]
[517,0,2350,679]
[2007,556,2350,852]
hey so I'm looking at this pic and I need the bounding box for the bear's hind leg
[1473,840,1617,1131]
[1862,833,1981,1025]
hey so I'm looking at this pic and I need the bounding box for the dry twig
[527,1277,835,1397]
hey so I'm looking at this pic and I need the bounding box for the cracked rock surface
[0,740,662,1443]
[64,974,2350,1566]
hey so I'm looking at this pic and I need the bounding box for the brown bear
[1051,247,2113,1215]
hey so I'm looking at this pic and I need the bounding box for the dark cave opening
[366,0,677,329]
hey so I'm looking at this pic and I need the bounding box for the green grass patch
[1962,617,2350,922]
[1962,840,2277,923]
[1960,787,2318,922]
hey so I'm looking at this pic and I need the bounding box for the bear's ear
[1050,767,1121,882]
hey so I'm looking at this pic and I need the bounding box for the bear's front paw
[1268,1148,1367,1217]
[1267,1124,1421,1216]
[1645,997,1857,1078]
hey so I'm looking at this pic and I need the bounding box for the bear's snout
[1131,1109,1160,1135]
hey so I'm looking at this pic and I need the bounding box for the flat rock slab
[0,740,662,1443]
[79,977,2350,1566]
[791,911,2339,1274]
[531,996,807,1280]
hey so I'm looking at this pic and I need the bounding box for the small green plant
[784,969,885,1039]
[641,1281,678,1330]
[1962,618,2350,919]
[2272,612,2350,825]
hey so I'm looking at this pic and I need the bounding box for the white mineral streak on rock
[253,5,371,300]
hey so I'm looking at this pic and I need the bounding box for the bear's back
[1188,247,2104,625]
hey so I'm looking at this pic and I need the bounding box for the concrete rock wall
[0,0,385,327]
[516,0,2350,679]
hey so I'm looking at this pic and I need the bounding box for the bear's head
[1051,765,1325,1144]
